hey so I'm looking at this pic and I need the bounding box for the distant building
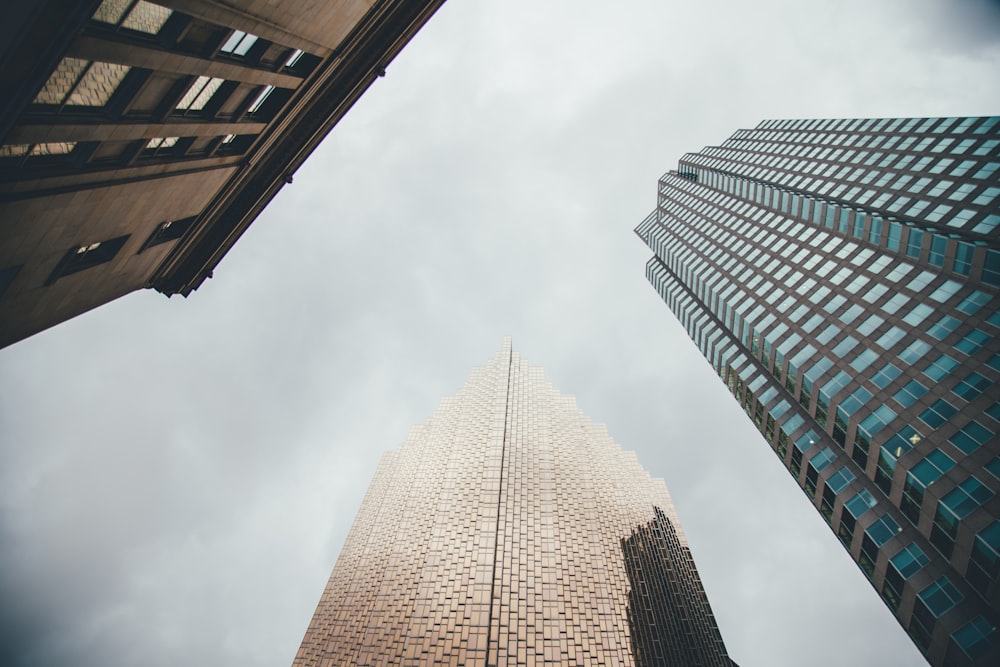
[0,0,445,347]
[293,339,733,666]
[636,116,1000,666]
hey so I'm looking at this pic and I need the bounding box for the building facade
[292,339,733,666]
[0,0,446,347]
[636,116,1000,666]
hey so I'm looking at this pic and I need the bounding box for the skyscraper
[292,339,732,666]
[0,0,446,347]
[636,116,1000,666]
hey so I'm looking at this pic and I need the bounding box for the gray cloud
[1,0,998,665]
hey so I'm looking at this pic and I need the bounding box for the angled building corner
[0,0,447,348]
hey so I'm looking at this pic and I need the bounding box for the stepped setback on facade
[636,116,1000,666]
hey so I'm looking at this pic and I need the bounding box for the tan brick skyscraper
[292,339,732,666]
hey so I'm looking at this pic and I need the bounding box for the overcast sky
[2,0,1000,665]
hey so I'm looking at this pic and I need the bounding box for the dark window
[919,399,957,429]
[931,477,994,558]
[805,465,819,497]
[910,577,964,650]
[776,429,789,459]
[839,489,876,546]
[901,450,955,525]
[814,394,828,427]
[953,372,991,401]
[142,136,183,157]
[139,216,195,252]
[45,235,129,285]
[790,447,803,477]
[217,133,255,155]
[967,520,1000,595]
[0,265,22,298]
[821,486,837,521]
[851,437,869,470]
[860,514,901,577]
[947,616,998,663]
[832,413,848,447]
[839,511,856,546]
[950,420,994,454]
[874,448,896,495]
[859,536,879,577]
[764,414,776,442]
[805,447,836,497]
[882,544,929,611]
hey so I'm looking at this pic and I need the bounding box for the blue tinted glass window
[988,354,1000,372]
[841,386,873,414]
[906,229,924,258]
[928,315,962,340]
[951,616,997,660]
[928,236,947,267]
[910,450,956,485]
[953,242,974,275]
[902,302,935,326]
[877,326,906,349]
[871,362,901,388]
[827,466,856,493]
[857,313,884,335]
[822,370,852,397]
[974,139,1000,156]
[941,477,994,519]
[894,379,928,408]
[810,447,836,472]
[886,425,924,458]
[817,324,841,344]
[858,405,897,438]
[919,577,964,617]
[976,521,1000,555]
[923,354,959,381]
[840,303,864,324]
[845,489,877,517]
[866,514,901,546]
[949,421,994,455]
[955,329,990,355]
[795,431,820,452]
[890,543,929,579]
[919,399,957,429]
[953,372,991,401]
[898,339,932,363]
[850,348,879,372]
[984,250,1000,286]
[771,400,791,419]
[886,222,902,251]
[782,413,805,434]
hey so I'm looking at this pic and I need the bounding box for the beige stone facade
[0,0,446,347]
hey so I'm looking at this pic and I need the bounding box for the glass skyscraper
[292,339,732,666]
[636,116,1000,666]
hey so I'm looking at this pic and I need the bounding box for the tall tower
[292,339,732,666]
[636,116,1000,666]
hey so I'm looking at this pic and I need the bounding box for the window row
[1,217,196,292]
[750,115,998,138]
